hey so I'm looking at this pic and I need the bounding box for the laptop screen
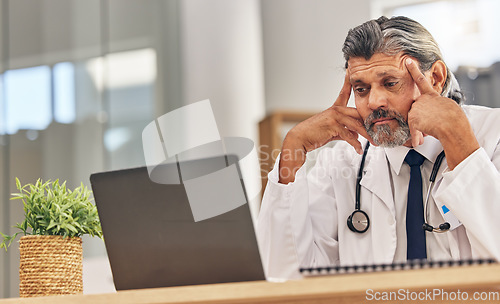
[90,155,265,290]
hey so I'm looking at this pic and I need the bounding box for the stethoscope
[347,142,451,233]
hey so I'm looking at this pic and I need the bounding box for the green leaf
[1,178,103,251]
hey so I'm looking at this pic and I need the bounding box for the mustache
[364,108,407,130]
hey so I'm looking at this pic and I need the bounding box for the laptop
[89,155,266,290]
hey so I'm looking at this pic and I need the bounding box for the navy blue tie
[404,149,427,260]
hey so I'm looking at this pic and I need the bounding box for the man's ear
[429,60,447,94]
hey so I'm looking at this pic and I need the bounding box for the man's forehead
[347,53,409,79]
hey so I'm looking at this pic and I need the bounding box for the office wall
[179,0,265,142]
[261,0,371,113]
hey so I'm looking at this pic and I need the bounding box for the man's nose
[368,87,389,110]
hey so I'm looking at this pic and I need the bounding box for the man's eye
[355,87,367,94]
[385,82,398,87]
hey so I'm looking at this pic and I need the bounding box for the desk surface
[2,264,500,304]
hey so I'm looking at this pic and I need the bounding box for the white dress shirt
[385,136,453,262]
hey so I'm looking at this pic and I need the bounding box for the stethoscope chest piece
[347,209,370,233]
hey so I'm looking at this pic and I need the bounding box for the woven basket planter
[19,235,83,297]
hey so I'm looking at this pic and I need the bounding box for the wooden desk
[2,264,500,304]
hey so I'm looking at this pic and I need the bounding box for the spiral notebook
[300,258,497,277]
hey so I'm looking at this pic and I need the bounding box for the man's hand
[278,73,373,184]
[405,58,480,169]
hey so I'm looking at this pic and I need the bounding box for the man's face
[348,52,421,147]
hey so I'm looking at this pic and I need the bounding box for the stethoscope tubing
[350,142,449,233]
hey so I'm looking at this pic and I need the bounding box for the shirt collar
[384,136,443,175]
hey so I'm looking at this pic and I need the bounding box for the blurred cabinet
[455,62,500,108]
[258,111,315,192]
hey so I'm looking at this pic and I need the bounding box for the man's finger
[410,126,424,148]
[338,129,363,155]
[334,106,376,145]
[405,58,436,95]
[335,112,369,139]
[333,72,352,107]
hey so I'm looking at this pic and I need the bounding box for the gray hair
[342,16,464,104]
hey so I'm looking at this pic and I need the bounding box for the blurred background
[1,0,499,298]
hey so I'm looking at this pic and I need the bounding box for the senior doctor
[257,16,500,280]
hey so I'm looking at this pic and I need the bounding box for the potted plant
[0,178,103,297]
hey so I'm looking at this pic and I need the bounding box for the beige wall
[261,0,371,113]
[179,0,265,141]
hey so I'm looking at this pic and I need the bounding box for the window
[2,62,77,135]
[53,62,76,124]
[4,66,52,134]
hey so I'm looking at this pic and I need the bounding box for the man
[257,16,500,280]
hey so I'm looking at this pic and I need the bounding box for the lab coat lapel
[352,147,397,263]
[356,147,395,215]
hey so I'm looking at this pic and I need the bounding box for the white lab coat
[257,105,500,280]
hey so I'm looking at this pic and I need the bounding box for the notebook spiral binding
[299,258,497,277]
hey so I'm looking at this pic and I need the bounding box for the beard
[364,108,411,148]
